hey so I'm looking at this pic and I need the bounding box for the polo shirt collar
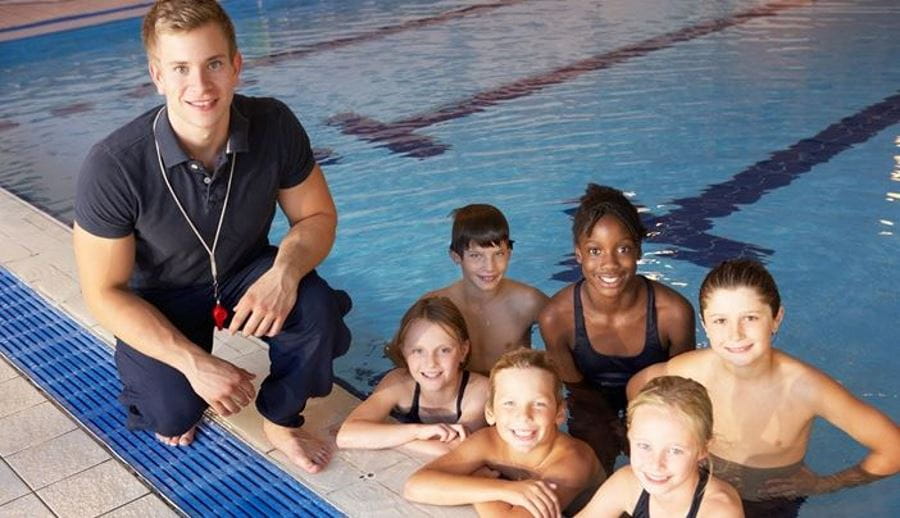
[154,102,250,169]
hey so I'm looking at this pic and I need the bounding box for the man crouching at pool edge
[72,0,351,474]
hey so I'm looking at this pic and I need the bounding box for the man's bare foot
[155,426,197,447]
[264,419,333,474]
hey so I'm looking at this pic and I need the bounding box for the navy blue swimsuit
[571,276,667,413]
[632,469,709,518]
[391,370,471,424]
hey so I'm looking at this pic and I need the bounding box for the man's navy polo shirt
[75,95,315,291]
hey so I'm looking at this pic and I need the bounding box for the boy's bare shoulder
[423,283,458,300]
[502,279,550,316]
[772,349,842,400]
[550,433,601,480]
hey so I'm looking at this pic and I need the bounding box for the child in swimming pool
[539,183,696,474]
[336,297,489,456]
[577,376,743,517]
[425,204,549,376]
[404,348,603,517]
[628,259,900,517]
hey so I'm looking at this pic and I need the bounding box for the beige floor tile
[101,494,178,518]
[269,449,365,497]
[90,324,115,345]
[0,358,19,383]
[0,377,46,419]
[38,460,149,518]
[0,240,33,265]
[374,456,423,495]
[327,478,430,517]
[57,294,98,330]
[0,493,54,517]
[0,401,77,456]
[7,429,110,489]
[338,447,412,477]
[0,461,29,507]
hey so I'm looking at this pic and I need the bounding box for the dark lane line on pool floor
[121,0,531,99]
[551,91,900,280]
[327,0,815,158]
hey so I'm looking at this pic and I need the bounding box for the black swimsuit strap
[408,381,421,423]
[631,469,709,518]
[455,370,470,421]
[685,468,710,518]
[573,279,586,341]
[642,276,659,346]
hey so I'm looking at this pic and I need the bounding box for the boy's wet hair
[699,259,781,318]
[142,0,238,59]
[627,375,713,447]
[571,184,647,249]
[385,297,470,369]
[449,204,514,256]
[487,348,562,412]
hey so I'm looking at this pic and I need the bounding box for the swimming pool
[0,0,897,514]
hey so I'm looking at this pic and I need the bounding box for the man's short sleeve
[277,101,316,189]
[74,143,137,238]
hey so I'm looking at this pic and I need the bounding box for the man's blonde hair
[487,348,563,412]
[142,0,238,59]
[627,376,713,447]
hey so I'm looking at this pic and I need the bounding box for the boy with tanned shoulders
[425,204,548,376]
[404,348,603,517]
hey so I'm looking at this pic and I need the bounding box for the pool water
[0,1,897,515]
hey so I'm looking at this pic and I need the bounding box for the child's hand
[502,479,560,518]
[416,423,468,443]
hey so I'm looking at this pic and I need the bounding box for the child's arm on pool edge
[404,429,562,518]
[336,370,466,450]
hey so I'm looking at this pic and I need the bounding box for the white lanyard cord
[151,107,235,300]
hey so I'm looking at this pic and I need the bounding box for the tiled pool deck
[0,175,477,517]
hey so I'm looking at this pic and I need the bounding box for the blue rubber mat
[0,268,343,517]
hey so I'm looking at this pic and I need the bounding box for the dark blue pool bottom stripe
[551,90,900,279]
[0,268,342,517]
[327,0,813,158]
[0,2,152,34]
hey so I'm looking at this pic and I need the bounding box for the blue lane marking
[326,0,812,158]
[0,268,343,517]
[0,2,152,34]
[551,91,900,279]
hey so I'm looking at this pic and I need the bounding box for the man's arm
[228,165,337,337]
[72,224,256,416]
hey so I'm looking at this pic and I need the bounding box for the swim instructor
[73,0,351,474]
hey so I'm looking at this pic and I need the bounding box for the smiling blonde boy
[404,349,602,517]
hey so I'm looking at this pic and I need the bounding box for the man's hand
[228,266,299,337]
[185,353,257,416]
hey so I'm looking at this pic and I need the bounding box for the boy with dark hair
[425,204,548,375]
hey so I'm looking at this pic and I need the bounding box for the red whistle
[212,302,229,330]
